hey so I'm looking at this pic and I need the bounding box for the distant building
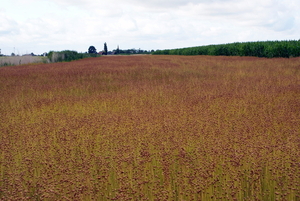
[107,51,116,55]
[98,51,116,55]
[22,53,35,56]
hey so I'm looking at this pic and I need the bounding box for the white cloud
[0,14,20,37]
[0,0,299,55]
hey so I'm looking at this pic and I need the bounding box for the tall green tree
[104,43,108,55]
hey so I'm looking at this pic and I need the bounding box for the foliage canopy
[88,46,97,54]
[47,50,99,63]
[153,40,300,58]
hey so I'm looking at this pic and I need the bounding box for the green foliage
[113,48,152,55]
[88,46,97,54]
[153,40,300,58]
[47,50,100,63]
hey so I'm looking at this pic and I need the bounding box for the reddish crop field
[0,55,300,200]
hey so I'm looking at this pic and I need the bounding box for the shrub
[47,50,100,63]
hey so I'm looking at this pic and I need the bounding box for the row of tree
[113,48,154,55]
[88,43,154,55]
[47,50,99,63]
[47,43,154,63]
[153,40,300,58]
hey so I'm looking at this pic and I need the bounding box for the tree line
[153,40,300,58]
[47,43,154,63]
[47,50,99,63]
[89,43,154,55]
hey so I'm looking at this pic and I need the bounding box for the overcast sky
[1,0,299,55]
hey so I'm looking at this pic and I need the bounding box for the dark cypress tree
[104,43,108,55]
[116,45,120,54]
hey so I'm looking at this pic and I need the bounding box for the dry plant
[0,56,48,67]
[0,55,299,200]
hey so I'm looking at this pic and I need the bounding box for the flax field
[0,55,300,200]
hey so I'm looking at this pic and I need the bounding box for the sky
[0,0,299,55]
